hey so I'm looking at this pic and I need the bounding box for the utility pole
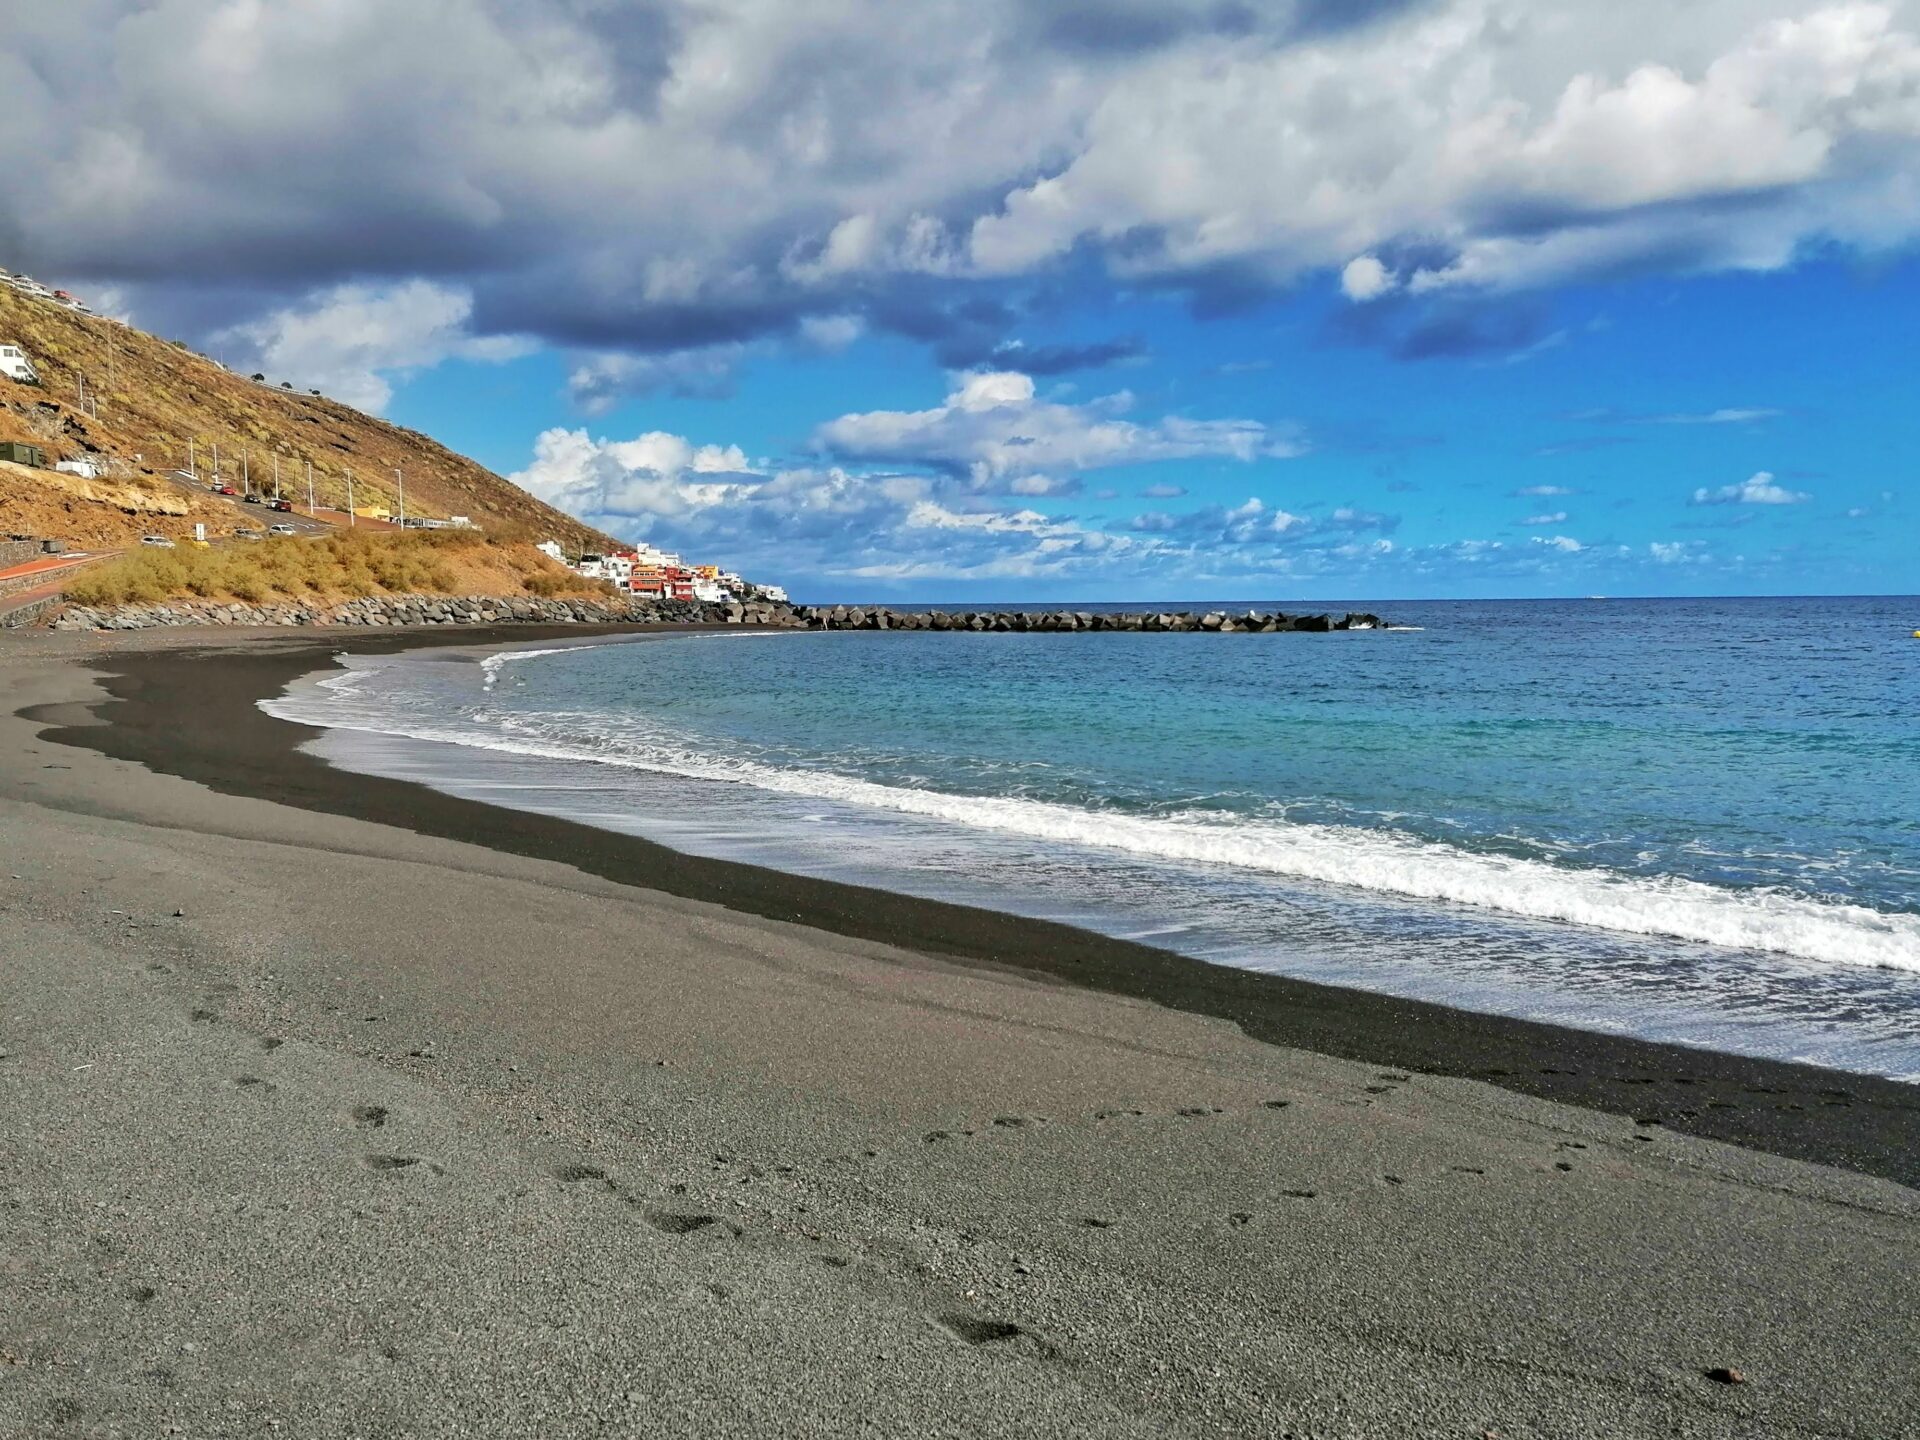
[76,370,86,410]
[213,443,221,489]
[187,438,195,480]
[345,469,355,525]
[272,454,278,503]
[306,460,315,515]
[395,468,405,528]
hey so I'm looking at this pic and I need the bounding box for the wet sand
[3,626,1917,1438]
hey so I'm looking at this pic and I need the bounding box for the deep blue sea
[265,596,1920,1078]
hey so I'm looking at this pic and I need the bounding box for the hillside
[0,284,617,554]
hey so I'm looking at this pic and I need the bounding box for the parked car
[215,484,238,496]
[233,528,264,540]
[140,535,175,548]
[242,493,262,504]
[270,498,293,512]
[268,523,297,536]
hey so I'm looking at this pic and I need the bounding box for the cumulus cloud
[1340,255,1396,301]
[972,3,1920,299]
[1532,534,1585,551]
[1689,470,1812,505]
[509,424,1152,584]
[213,281,531,413]
[510,420,1412,590]
[814,371,1299,489]
[10,0,1920,379]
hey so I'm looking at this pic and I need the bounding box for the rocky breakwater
[789,606,1385,633]
[48,593,1387,635]
[51,593,729,631]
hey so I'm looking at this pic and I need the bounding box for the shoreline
[5,622,1919,1436]
[28,624,1920,1188]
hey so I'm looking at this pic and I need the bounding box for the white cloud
[1520,511,1570,525]
[1651,407,1783,424]
[1139,483,1188,499]
[215,280,531,413]
[972,2,1920,297]
[1514,484,1577,497]
[1340,255,1396,301]
[16,0,1920,373]
[1531,534,1585,551]
[815,370,1298,488]
[512,421,1409,590]
[1689,469,1812,504]
[509,423,1151,584]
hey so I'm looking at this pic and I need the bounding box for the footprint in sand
[351,1105,389,1129]
[641,1209,722,1236]
[937,1314,1026,1346]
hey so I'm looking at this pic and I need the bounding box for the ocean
[263,595,1920,1079]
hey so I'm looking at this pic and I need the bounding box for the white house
[535,539,567,563]
[55,457,102,479]
[0,344,38,383]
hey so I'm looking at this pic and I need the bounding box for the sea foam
[265,674,1920,976]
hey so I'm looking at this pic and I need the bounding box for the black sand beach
[4,626,1918,1438]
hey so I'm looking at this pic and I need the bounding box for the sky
[3,0,1917,601]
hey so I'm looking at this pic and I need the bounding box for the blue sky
[10,0,1919,601]
[387,255,1916,601]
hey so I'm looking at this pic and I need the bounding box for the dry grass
[65,528,613,607]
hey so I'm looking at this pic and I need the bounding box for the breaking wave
[264,679,1920,975]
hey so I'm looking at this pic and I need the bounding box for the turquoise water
[267,596,1920,1077]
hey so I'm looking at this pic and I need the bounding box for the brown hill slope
[0,285,616,553]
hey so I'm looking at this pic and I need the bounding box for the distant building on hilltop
[536,539,567,563]
[0,343,39,383]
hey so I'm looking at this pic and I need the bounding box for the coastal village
[544,539,785,606]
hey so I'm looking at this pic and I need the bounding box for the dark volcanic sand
[4,626,1918,1439]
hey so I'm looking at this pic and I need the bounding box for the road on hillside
[159,471,340,538]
